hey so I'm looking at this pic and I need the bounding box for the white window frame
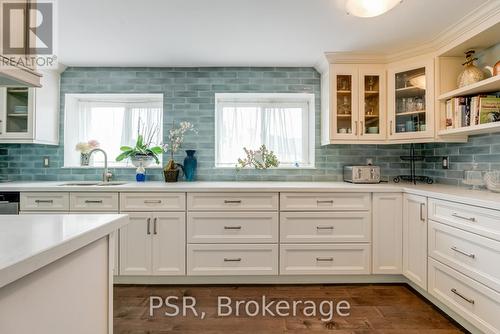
[215,93,315,169]
[63,93,163,168]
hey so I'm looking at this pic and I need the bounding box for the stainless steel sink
[59,181,127,187]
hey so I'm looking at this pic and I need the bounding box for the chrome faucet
[88,148,112,183]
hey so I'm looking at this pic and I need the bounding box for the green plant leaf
[116,150,133,162]
[149,146,163,154]
[136,135,144,148]
[120,146,133,151]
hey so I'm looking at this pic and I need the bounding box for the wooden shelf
[439,122,500,136]
[396,110,426,116]
[438,75,500,101]
[395,86,426,98]
[337,90,351,94]
[365,91,379,94]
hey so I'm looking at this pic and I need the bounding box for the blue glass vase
[183,150,197,182]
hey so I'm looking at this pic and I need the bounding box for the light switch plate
[43,156,50,167]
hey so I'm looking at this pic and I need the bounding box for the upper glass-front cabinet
[0,87,34,138]
[359,66,386,140]
[388,60,434,139]
[332,65,358,139]
[331,64,386,141]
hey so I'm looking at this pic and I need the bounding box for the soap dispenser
[136,163,146,182]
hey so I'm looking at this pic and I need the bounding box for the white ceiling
[57,0,489,67]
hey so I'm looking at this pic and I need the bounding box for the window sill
[62,166,163,169]
[214,166,317,170]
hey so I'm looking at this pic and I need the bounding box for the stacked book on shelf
[445,93,500,129]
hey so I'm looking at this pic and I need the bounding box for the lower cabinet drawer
[120,192,185,211]
[70,192,119,212]
[429,220,500,292]
[187,244,278,276]
[187,212,278,243]
[428,258,500,334]
[280,211,371,243]
[280,244,371,275]
[20,192,69,211]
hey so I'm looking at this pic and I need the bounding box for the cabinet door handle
[316,226,334,230]
[360,121,364,136]
[144,200,162,204]
[224,226,242,230]
[85,200,103,204]
[224,200,241,204]
[451,246,475,259]
[316,257,334,262]
[452,213,476,223]
[35,199,53,204]
[420,203,426,222]
[354,121,358,136]
[224,258,241,262]
[390,121,393,135]
[153,217,158,235]
[147,217,151,235]
[451,288,475,304]
[317,200,334,204]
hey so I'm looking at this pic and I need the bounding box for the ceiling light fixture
[346,0,403,18]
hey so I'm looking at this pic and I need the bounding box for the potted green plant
[116,125,163,167]
[161,121,197,182]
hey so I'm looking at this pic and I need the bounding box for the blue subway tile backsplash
[0,67,499,184]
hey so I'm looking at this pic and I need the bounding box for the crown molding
[321,0,500,65]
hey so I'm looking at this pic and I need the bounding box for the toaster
[343,166,381,184]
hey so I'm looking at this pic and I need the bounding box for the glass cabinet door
[0,88,32,137]
[394,67,427,135]
[361,74,383,138]
[334,73,356,137]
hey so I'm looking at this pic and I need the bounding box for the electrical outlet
[43,156,50,168]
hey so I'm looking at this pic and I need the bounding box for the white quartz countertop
[1,181,500,210]
[0,214,128,289]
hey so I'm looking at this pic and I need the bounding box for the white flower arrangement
[75,140,99,153]
[162,121,197,170]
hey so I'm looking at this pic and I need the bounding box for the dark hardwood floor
[114,284,468,334]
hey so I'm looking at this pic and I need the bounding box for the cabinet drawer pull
[224,226,242,230]
[147,218,151,235]
[144,200,162,204]
[153,217,158,235]
[451,288,475,304]
[451,213,476,222]
[224,258,242,262]
[316,257,334,262]
[317,200,334,204]
[85,200,103,204]
[451,246,475,259]
[420,203,426,222]
[316,226,334,230]
[224,200,242,204]
[35,199,53,204]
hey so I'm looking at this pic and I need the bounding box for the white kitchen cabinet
[120,212,185,276]
[403,193,428,289]
[151,212,186,275]
[0,70,60,144]
[20,192,69,211]
[372,193,403,274]
[388,58,434,140]
[329,64,386,143]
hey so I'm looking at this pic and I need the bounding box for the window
[64,94,163,167]
[215,93,315,168]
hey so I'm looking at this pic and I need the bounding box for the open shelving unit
[437,21,500,138]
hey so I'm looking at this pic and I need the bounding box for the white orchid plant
[161,121,197,170]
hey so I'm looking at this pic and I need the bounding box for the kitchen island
[0,214,129,334]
